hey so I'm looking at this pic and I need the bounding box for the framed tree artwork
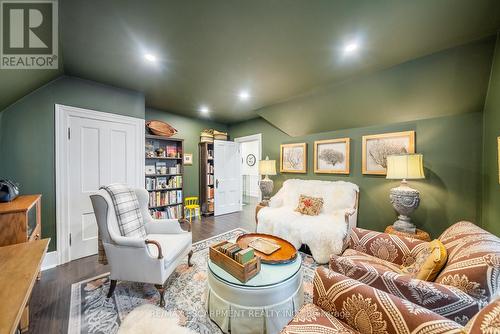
[314,138,350,174]
[362,131,415,175]
[280,143,307,173]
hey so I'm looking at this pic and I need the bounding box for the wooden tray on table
[236,233,297,264]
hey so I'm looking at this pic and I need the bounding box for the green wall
[145,108,228,199]
[229,112,483,237]
[0,76,145,251]
[482,34,500,236]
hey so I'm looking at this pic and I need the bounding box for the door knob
[216,179,219,188]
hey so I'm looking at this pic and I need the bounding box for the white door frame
[55,104,145,265]
[234,133,263,205]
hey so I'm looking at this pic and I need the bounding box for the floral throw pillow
[295,195,324,216]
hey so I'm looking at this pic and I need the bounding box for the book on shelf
[207,187,214,199]
[146,175,182,190]
[206,174,214,185]
[155,161,167,174]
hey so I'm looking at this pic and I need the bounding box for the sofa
[257,179,359,263]
[281,268,500,334]
[329,221,500,325]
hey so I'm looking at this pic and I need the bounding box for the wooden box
[209,241,261,283]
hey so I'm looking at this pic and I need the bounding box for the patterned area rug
[68,229,320,334]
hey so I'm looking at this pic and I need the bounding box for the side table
[384,225,431,241]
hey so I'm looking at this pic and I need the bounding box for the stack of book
[217,242,255,265]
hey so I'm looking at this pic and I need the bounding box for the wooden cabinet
[0,195,41,246]
[199,142,215,216]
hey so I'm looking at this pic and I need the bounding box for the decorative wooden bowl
[236,233,298,264]
[146,120,178,137]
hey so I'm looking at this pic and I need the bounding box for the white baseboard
[42,251,59,271]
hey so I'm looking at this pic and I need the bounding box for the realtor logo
[1,0,58,69]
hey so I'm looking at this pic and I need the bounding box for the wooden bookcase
[199,142,215,216]
[145,134,184,219]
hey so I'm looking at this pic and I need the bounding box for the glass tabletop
[208,253,302,288]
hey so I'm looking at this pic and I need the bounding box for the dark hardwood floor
[27,198,258,334]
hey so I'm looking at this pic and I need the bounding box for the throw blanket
[98,184,147,264]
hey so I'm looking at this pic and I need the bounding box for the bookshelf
[199,142,214,216]
[145,134,184,219]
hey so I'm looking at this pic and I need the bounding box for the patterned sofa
[329,221,500,325]
[281,268,500,334]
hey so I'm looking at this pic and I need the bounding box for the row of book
[145,176,183,191]
[148,190,183,207]
[207,174,214,185]
[149,162,182,175]
[150,205,183,219]
[217,242,255,265]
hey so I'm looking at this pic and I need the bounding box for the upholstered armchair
[90,188,192,307]
[329,221,500,325]
[281,268,500,334]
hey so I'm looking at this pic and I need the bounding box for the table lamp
[259,156,277,204]
[386,154,425,234]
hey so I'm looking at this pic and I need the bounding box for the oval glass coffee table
[205,253,303,334]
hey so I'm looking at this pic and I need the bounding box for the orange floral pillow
[295,195,324,216]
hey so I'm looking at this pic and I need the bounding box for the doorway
[55,104,144,264]
[234,134,262,207]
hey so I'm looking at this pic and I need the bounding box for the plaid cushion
[100,184,146,238]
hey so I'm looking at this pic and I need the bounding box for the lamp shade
[259,156,276,176]
[386,154,425,180]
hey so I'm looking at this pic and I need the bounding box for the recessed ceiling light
[238,90,250,101]
[199,105,210,114]
[343,42,359,54]
[144,53,157,62]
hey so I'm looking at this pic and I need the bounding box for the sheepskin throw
[295,194,324,216]
[117,304,197,334]
[257,179,359,264]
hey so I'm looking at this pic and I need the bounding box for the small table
[206,253,303,334]
[384,225,431,241]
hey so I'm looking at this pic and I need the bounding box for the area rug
[68,228,320,334]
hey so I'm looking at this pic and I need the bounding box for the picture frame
[280,143,307,173]
[362,131,415,175]
[184,153,193,166]
[314,138,350,174]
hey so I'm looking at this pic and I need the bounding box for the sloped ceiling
[0,0,499,127]
[58,0,500,122]
[257,37,496,136]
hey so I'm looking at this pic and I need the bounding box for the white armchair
[90,188,192,307]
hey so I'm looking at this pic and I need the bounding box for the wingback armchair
[90,188,192,307]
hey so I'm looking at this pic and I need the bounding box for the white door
[214,140,242,216]
[58,105,144,262]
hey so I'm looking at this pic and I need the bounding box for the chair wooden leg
[155,284,166,307]
[188,250,193,267]
[107,279,117,298]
